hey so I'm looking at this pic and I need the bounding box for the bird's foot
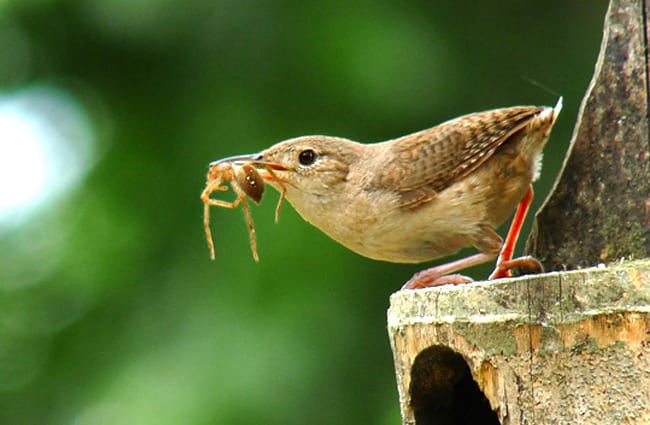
[401,253,494,289]
[402,272,474,290]
[488,255,544,280]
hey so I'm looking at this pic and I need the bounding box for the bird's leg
[488,186,543,279]
[402,252,495,289]
[403,187,544,290]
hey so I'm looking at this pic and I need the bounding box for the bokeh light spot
[0,85,96,226]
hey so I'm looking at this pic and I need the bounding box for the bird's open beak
[209,153,288,171]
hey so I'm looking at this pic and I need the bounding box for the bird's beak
[209,153,288,171]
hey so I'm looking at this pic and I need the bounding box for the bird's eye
[298,149,316,166]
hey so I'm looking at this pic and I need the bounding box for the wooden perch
[388,0,650,423]
[388,260,650,425]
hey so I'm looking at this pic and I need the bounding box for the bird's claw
[488,255,544,280]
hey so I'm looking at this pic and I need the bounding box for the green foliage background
[0,1,607,424]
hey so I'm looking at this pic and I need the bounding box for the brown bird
[217,99,562,289]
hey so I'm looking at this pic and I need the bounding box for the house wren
[217,99,562,288]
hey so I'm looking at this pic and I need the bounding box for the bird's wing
[371,106,545,210]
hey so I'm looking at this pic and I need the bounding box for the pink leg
[403,185,544,290]
[402,252,495,289]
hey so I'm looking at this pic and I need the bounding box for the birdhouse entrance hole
[409,345,500,425]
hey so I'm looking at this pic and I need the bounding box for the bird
[213,98,562,289]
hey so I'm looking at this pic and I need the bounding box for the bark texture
[526,0,650,270]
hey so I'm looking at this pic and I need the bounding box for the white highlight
[0,86,96,225]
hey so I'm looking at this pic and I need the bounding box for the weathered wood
[387,260,650,425]
[526,0,650,270]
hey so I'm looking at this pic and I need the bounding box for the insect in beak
[201,154,287,261]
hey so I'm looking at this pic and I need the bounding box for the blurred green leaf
[0,1,608,424]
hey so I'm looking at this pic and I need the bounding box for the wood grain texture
[387,260,650,425]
